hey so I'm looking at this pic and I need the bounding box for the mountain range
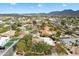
[0,9,79,16]
[48,9,79,15]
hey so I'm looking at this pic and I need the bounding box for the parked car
[0,46,5,50]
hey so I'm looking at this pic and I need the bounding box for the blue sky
[0,3,79,14]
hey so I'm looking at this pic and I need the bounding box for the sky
[0,3,79,14]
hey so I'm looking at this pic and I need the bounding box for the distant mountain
[24,9,79,16]
[0,9,79,16]
[48,9,79,15]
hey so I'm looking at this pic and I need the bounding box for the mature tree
[61,20,66,26]
[16,40,26,51]
[31,42,52,55]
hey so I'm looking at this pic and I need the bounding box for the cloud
[6,7,13,10]
[38,4,43,7]
[8,3,16,10]
[62,4,67,7]
[10,3,16,5]
[8,7,13,9]
[31,6,34,8]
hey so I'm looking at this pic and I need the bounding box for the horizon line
[0,9,79,14]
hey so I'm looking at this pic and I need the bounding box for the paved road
[0,47,8,56]
[0,32,26,56]
[0,38,20,56]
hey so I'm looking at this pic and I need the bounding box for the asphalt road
[0,47,8,55]
[0,38,20,56]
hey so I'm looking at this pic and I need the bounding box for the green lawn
[4,37,19,47]
[4,41,14,47]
